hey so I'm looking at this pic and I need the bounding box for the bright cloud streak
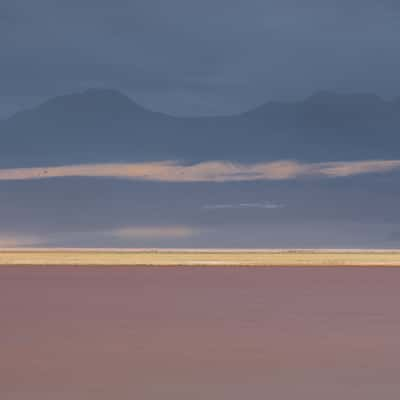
[0,234,43,248]
[0,159,400,182]
[110,226,199,239]
[203,202,283,209]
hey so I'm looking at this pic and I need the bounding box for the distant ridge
[37,88,148,114]
[243,91,389,117]
[303,91,384,105]
[7,88,165,123]
[3,89,398,122]
[1,89,400,167]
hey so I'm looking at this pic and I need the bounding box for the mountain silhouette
[1,89,399,167]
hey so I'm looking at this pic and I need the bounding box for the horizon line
[2,248,400,253]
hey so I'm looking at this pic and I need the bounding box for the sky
[1,0,400,248]
[2,0,400,117]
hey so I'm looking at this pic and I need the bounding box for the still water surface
[1,266,400,399]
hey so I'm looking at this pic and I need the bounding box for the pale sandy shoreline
[1,248,400,267]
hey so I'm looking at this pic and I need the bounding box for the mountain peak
[304,91,384,107]
[243,91,387,118]
[80,88,132,101]
[36,88,151,116]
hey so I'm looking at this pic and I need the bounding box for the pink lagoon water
[1,266,400,399]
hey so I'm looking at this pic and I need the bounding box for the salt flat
[2,266,400,399]
[1,249,400,266]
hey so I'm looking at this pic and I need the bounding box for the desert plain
[1,248,400,267]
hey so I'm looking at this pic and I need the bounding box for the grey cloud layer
[1,170,399,248]
[2,0,400,115]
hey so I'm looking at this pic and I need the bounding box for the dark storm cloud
[2,0,400,115]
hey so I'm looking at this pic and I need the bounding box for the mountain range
[1,88,400,167]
